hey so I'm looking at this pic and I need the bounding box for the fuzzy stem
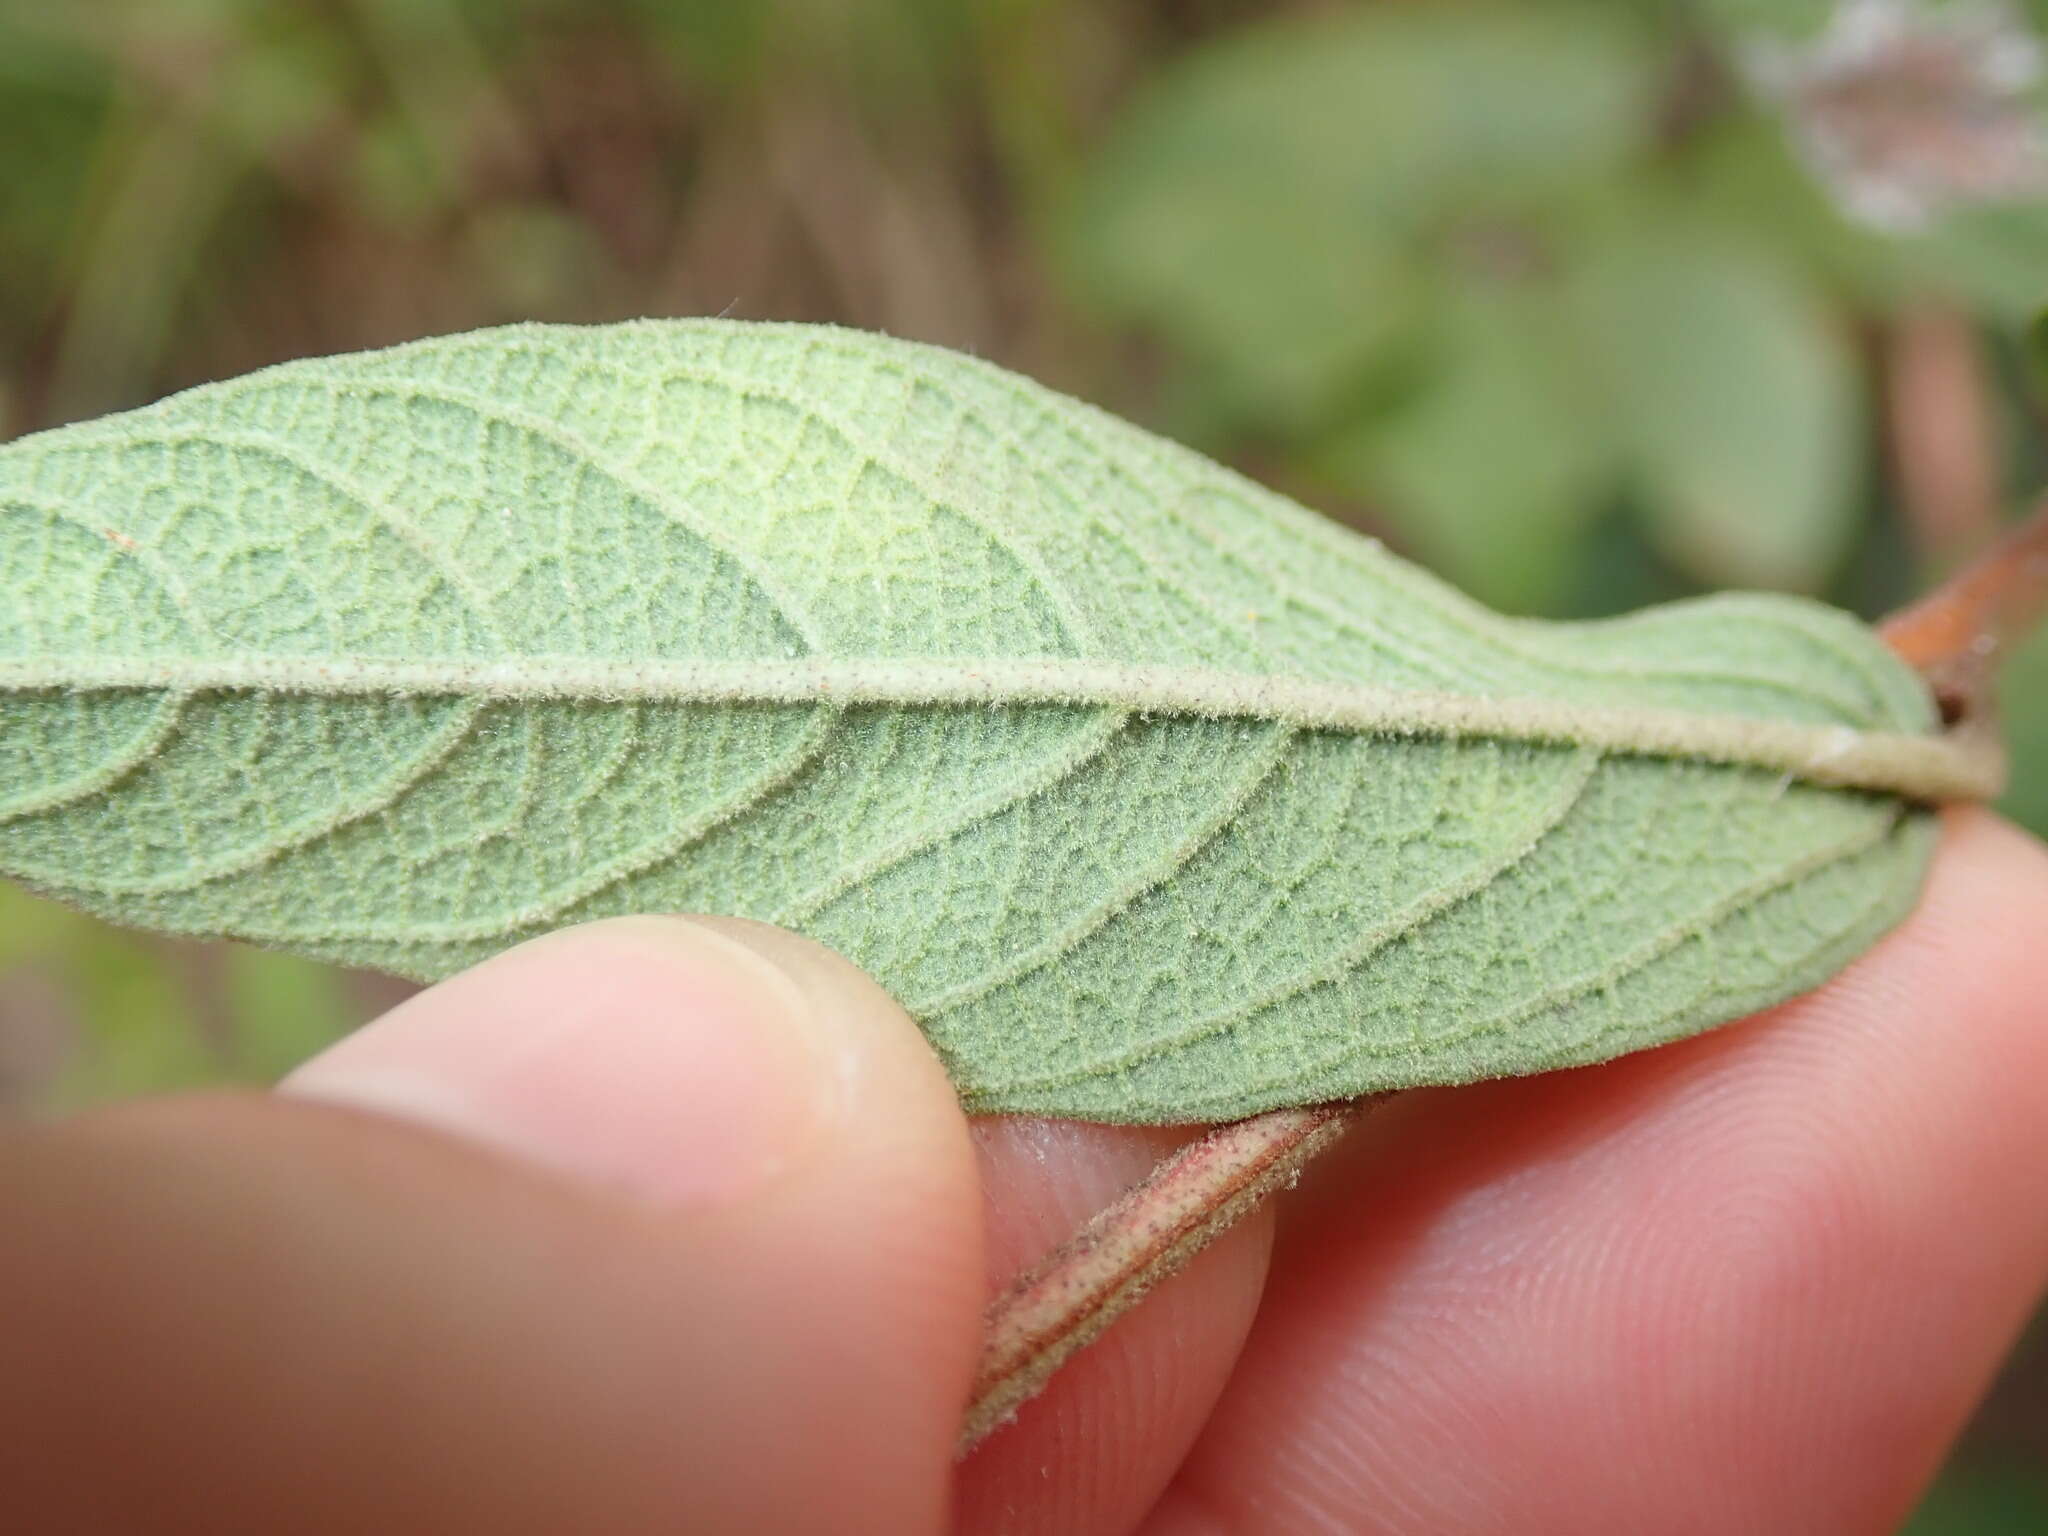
[959,1099,1370,1453]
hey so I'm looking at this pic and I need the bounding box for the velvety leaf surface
[0,321,1968,1121]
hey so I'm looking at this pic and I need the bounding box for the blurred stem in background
[1889,301,2002,565]
[0,1,2043,1524]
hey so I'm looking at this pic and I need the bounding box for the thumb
[0,917,983,1535]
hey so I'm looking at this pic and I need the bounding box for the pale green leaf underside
[0,321,1969,1121]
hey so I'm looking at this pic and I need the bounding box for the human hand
[2,809,2043,1534]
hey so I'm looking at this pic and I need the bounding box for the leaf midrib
[17,331,1910,724]
[0,652,1989,801]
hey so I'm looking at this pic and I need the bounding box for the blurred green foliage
[1908,1468,2048,1536]
[0,879,363,1108]
[1067,1,2048,608]
[0,0,2042,1510]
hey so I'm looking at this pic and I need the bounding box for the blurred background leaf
[0,0,2042,1507]
[1580,214,1863,592]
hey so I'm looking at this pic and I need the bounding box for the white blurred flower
[1745,0,2048,229]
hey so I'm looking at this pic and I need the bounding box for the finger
[954,1119,1274,1536]
[0,916,983,1535]
[1148,810,2048,1535]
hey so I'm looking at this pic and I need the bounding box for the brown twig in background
[1887,302,2001,567]
[962,500,2048,1455]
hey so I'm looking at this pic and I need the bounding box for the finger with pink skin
[0,916,984,1535]
[1143,810,2048,1536]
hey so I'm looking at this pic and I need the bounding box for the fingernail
[282,918,845,1208]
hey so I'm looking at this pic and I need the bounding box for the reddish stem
[1878,498,2048,723]
[959,1099,1369,1452]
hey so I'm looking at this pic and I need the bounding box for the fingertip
[3,917,990,1533]
[284,914,963,1212]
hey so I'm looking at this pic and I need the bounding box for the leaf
[1995,620,2048,842]
[2027,306,2048,406]
[1911,204,2048,323]
[0,321,1976,1123]
[1316,283,1618,614]
[1579,219,1864,593]
[1067,5,1656,425]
